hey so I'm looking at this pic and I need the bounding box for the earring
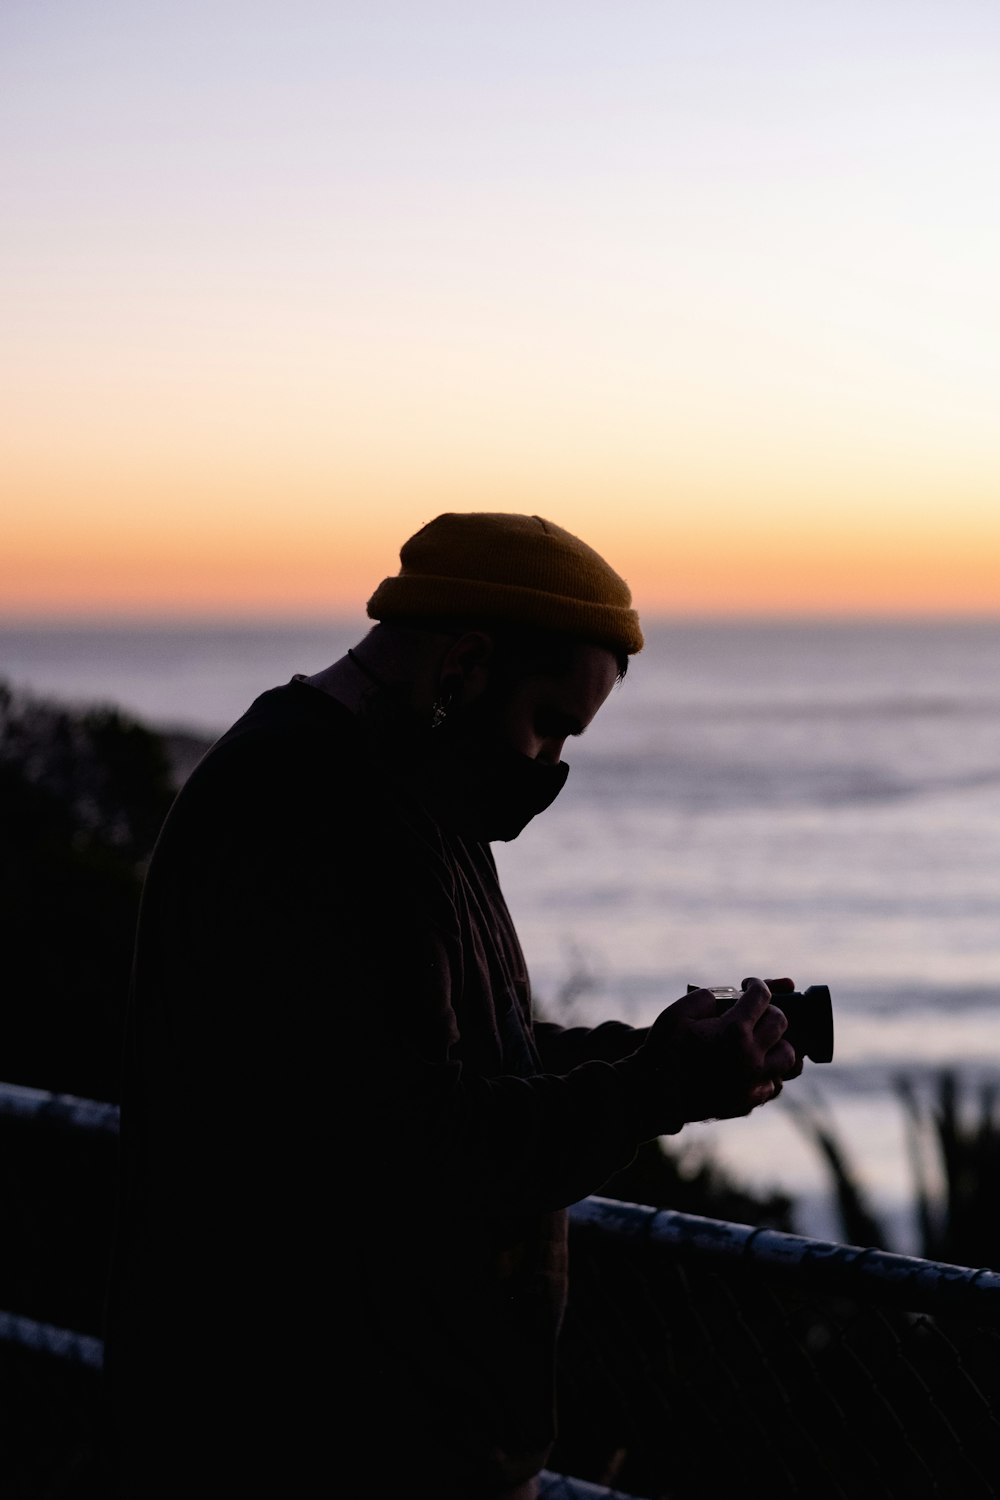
[431,680,456,729]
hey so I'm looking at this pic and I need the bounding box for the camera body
[687,983,834,1063]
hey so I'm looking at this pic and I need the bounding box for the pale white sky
[3,2,999,615]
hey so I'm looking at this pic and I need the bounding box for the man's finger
[731,976,773,1022]
[670,987,719,1020]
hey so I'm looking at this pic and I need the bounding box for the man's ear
[438,631,495,704]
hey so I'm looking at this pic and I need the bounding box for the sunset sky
[4,1,999,619]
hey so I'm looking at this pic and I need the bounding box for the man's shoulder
[174,681,366,812]
[211,679,358,762]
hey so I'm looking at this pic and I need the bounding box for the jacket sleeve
[533,1017,648,1069]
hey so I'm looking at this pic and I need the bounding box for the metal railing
[4,1081,1000,1498]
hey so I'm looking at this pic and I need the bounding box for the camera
[687,983,834,1063]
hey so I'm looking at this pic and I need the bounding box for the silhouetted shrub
[0,681,176,1101]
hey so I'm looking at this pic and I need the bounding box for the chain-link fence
[4,1084,1000,1498]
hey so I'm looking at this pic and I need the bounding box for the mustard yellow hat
[366,512,644,656]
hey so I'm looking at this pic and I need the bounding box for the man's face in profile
[479,641,619,766]
[425,637,618,842]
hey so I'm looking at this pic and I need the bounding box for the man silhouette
[105,512,800,1498]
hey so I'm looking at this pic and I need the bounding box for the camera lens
[776,985,834,1064]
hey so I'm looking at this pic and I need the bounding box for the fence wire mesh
[550,1197,1000,1500]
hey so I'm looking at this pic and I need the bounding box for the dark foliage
[896,1070,1000,1269]
[600,1135,796,1232]
[782,1091,888,1250]
[0,680,176,1102]
[784,1073,1000,1270]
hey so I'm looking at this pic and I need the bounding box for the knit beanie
[366,512,644,656]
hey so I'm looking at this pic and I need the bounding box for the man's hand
[623,976,802,1140]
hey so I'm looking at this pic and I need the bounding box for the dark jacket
[105,679,648,1498]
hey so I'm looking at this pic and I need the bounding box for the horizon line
[1,608,998,630]
[1,615,1000,633]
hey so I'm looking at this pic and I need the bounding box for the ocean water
[4,615,1000,1253]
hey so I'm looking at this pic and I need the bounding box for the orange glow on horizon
[4,496,998,621]
[6,391,998,621]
